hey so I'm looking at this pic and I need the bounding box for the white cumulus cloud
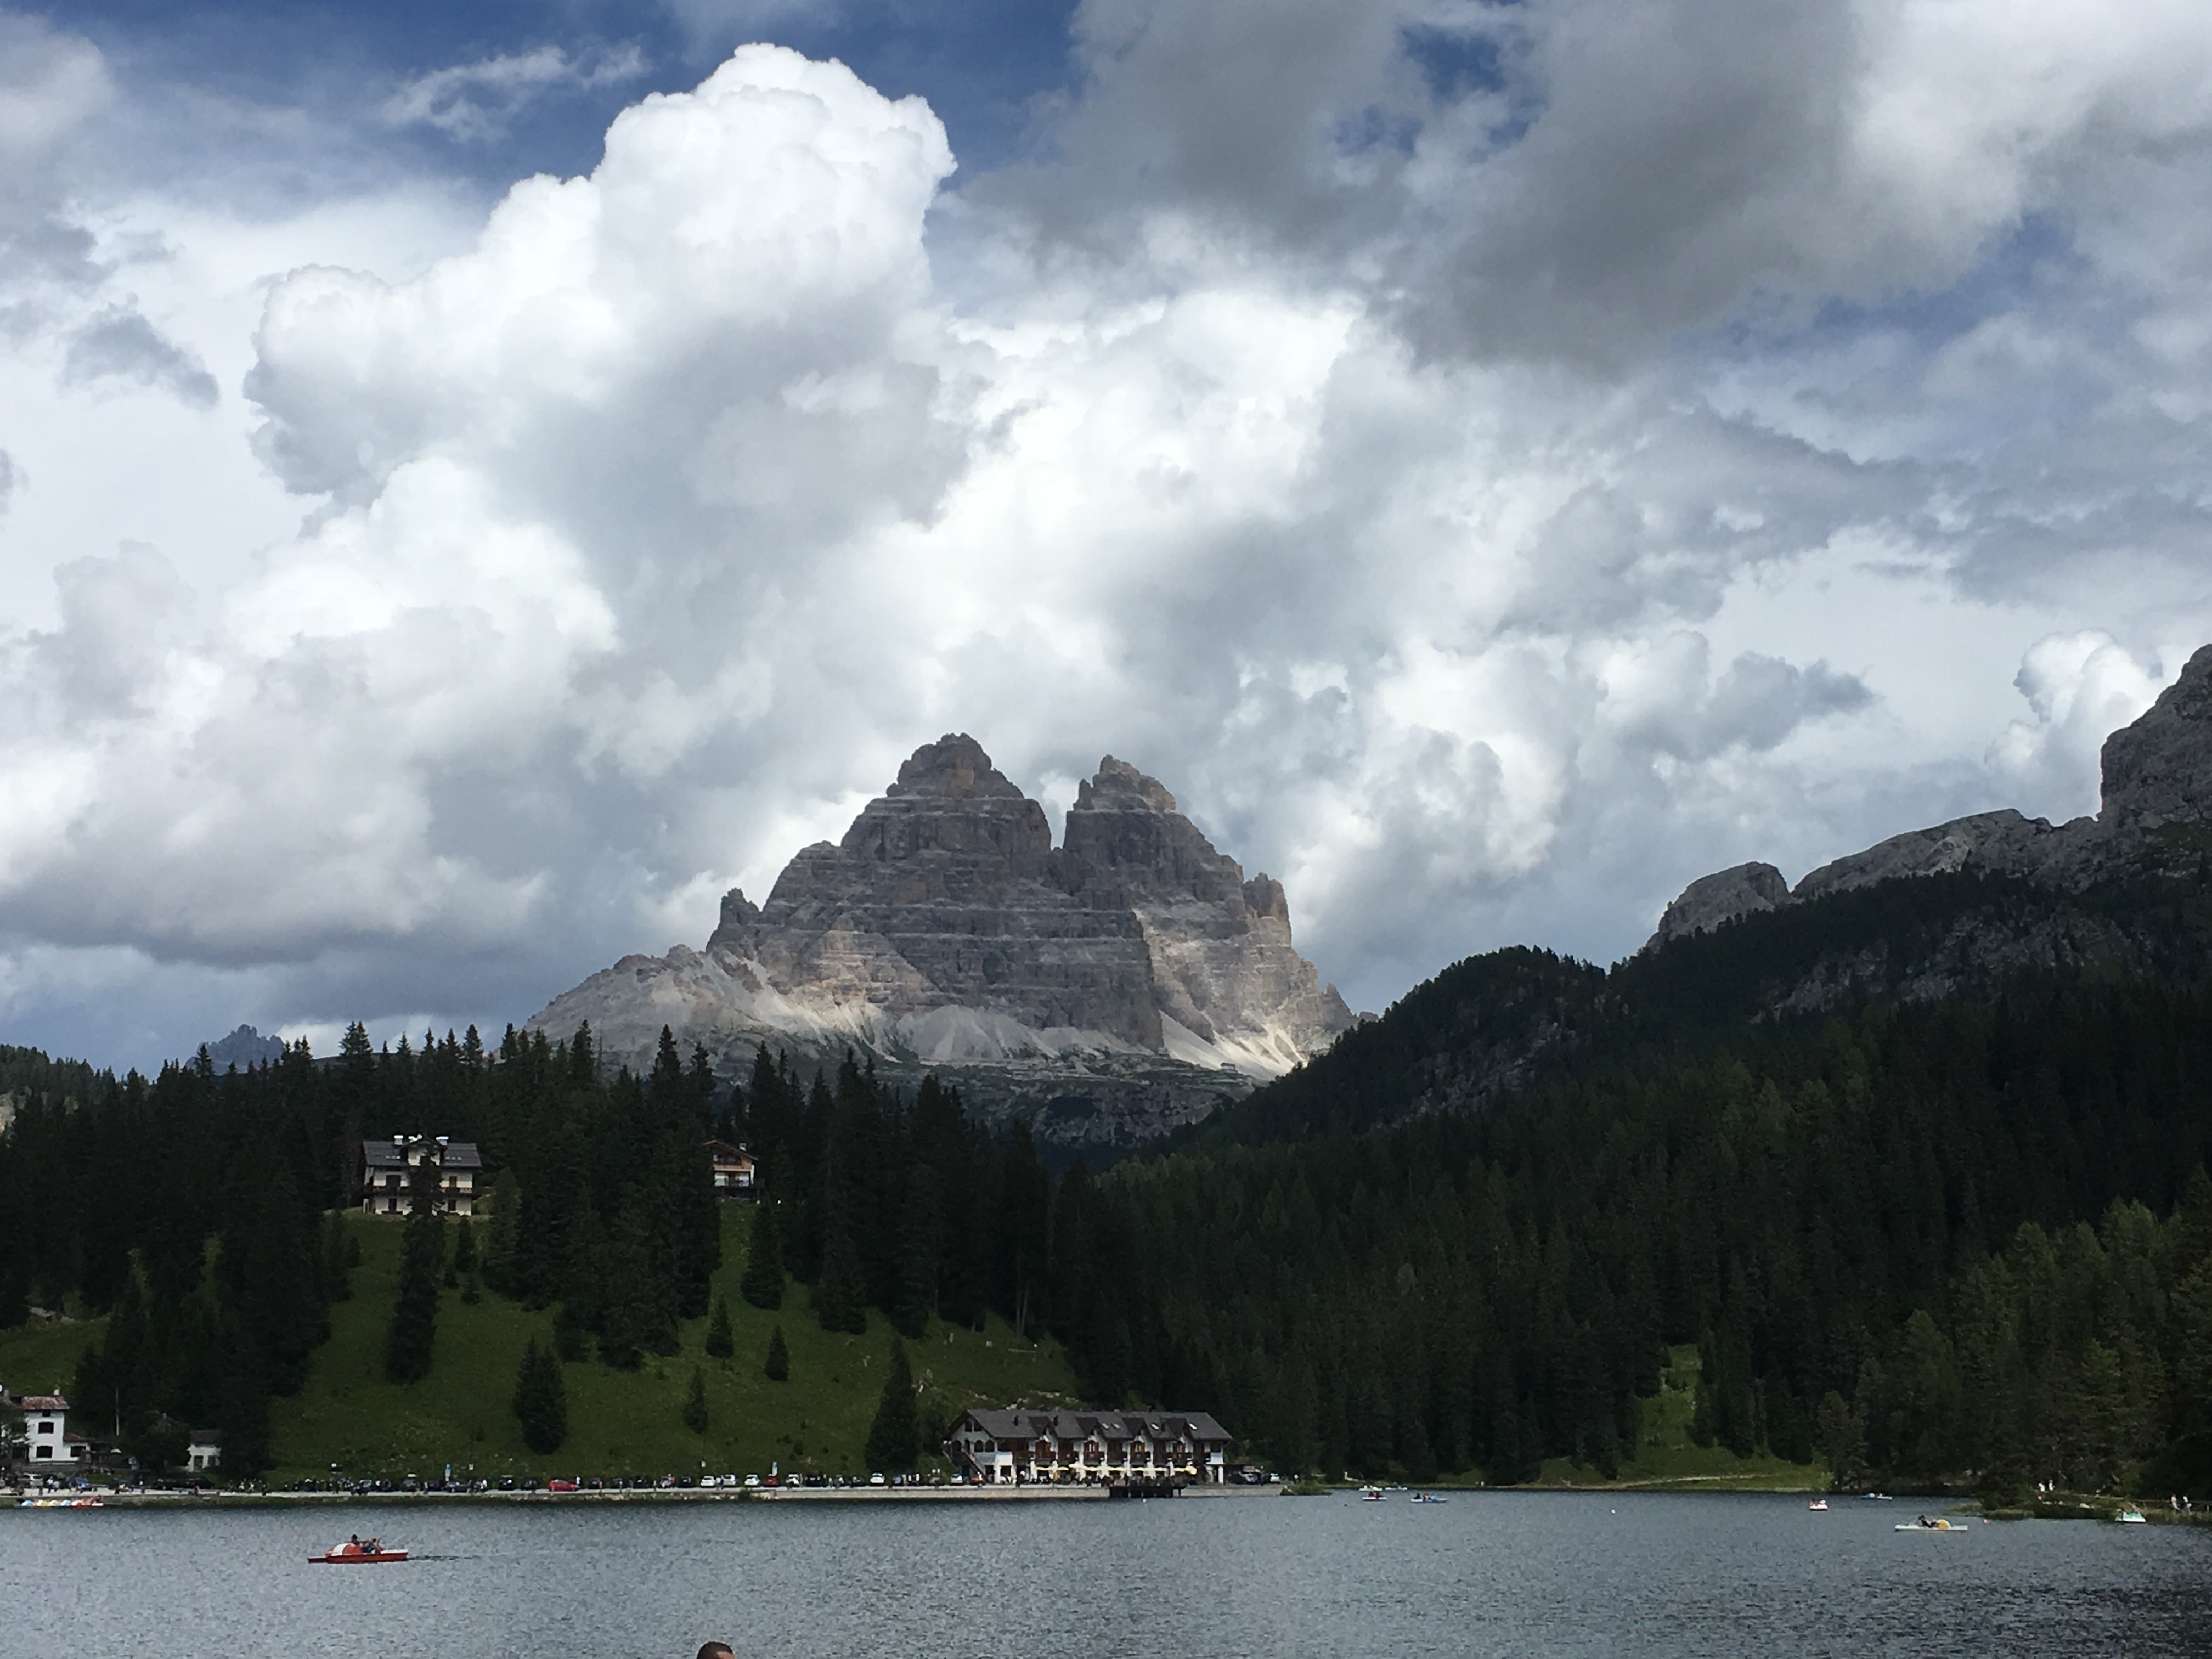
[2,7,2212,1066]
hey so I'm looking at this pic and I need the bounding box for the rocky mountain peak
[2100,644,2212,834]
[889,732,1026,801]
[533,735,1354,1154]
[1078,755,1180,815]
[1063,754,1246,909]
[1647,862,1790,949]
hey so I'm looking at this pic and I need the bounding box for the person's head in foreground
[698,1645,734,1659]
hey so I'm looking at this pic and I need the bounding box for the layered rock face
[1647,643,2212,949]
[530,736,1352,1149]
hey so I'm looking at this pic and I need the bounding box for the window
[37,1420,54,1435]
[35,1446,52,1459]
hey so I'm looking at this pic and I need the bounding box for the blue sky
[4,0,2212,1071]
[61,0,1084,185]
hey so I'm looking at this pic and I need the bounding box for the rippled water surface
[8,1490,2209,1658]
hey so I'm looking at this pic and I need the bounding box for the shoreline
[18,1482,2203,1517]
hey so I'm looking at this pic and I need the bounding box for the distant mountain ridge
[529,736,1352,1154]
[1201,642,2212,1149]
[1646,642,2212,950]
[200,1024,286,1073]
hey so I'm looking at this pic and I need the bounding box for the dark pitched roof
[957,1408,1231,1444]
[361,1137,482,1170]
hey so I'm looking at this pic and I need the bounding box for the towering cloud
[0,6,2209,1067]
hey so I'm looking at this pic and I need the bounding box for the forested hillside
[0,1023,1066,1477]
[8,870,2212,1498]
[1066,977,2212,1497]
[1189,867,2212,1147]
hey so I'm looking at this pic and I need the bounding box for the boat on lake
[1408,1492,1447,1503]
[1895,1516,1965,1532]
[311,1536,408,1564]
[2115,1508,2148,1524]
[1359,1487,1386,1501]
[17,1496,103,1509]
[1807,1499,1829,1511]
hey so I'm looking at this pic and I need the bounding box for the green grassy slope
[269,1206,1080,1482]
[1532,1347,1827,1491]
[0,1317,101,1408]
[2,1206,1082,1483]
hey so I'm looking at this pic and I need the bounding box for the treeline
[1063,983,2212,1495]
[739,1046,1056,1341]
[1192,868,2212,1149]
[15,950,2212,1497]
[0,1022,723,1476]
[0,1020,1080,1476]
[10,1048,348,1476]
[1836,1184,2212,1501]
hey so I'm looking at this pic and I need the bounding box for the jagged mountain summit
[530,737,1352,1152]
[1649,643,2212,951]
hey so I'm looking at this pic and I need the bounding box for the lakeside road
[15,1482,1295,1508]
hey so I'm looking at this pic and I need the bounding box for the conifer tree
[321,1210,356,1304]
[864,1336,919,1471]
[683,1364,709,1434]
[513,1335,568,1454]
[811,1210,867,1335]
[705,1294,734,1359]
[478,1170,522,1297]
[764,1324,789,1382]
[383,1161,444,1383]
[552,1300,588,1362]
[892,1168,942,1339]
[740,1200,783,1310]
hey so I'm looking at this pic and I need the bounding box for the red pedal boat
[311,1536,408,1564]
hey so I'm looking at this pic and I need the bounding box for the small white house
[186,1430,222,1474]
[706,1139,757,1195]
[18,1394,79,1467]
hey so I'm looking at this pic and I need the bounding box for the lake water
[7,1490,2208,1658]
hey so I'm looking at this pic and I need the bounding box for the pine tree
[321,1210,355,1304]
[864,1336,919,1471]
[893,1168,942,1339]
[383,1160,444,1383]
[552,1300,589,1363]
[740,1201,783,1310]
[764,1324,790,1382]
[811,1202,867,1335]
[683,1365,709,1434]
[513,1335,568,1454]
[705,1295,734,1359]
[479,1170,522,1297]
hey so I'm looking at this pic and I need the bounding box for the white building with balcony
[950,1409,1232,1485]
[360,1136,482,1215]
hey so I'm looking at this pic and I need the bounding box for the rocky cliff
[1648,644,2212,950]
[529,736,1352,1153]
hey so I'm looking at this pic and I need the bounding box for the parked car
[548,1479,579,1492]
[869,1472,887,1486]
